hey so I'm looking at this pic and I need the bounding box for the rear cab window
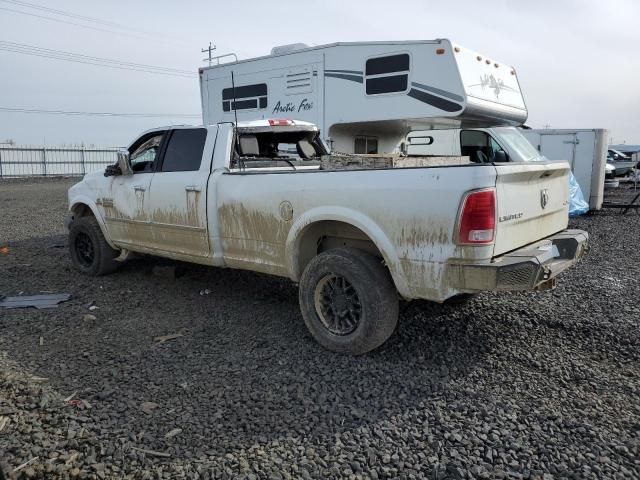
[231,127,327,172]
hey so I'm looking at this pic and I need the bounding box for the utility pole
[201,42,216,66]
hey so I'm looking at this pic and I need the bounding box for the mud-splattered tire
[299,248,399,355]
[69,216,119,276]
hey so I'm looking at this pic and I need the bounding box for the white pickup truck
[66,119,588,354]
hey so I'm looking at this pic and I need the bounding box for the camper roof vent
[270,43,309,56]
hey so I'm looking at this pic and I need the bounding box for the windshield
[609,149,629,159]
[493,127,544,162]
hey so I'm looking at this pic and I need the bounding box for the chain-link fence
[0,146,119,177]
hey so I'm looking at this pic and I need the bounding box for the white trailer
[520,129,608,210]
[199,40,527,154]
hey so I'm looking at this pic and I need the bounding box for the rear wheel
[299,248,398,354]
[69,216,119,276]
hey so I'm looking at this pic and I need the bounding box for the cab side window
[160,129,207,172]
[129,134,163,172]
[488,137,507,162]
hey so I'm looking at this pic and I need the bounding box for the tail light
[457,188,496,244]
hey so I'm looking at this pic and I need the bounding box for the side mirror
[117,149,133,176]
[493,150,508,163]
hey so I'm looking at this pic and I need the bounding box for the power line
[0,6,184,45]
[0,41,197,77]
[0,106,200,118]
[1,0,138,30]
[0,41,194,74]
[0,0,190,45]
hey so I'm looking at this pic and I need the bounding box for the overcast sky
[0,0,638,146]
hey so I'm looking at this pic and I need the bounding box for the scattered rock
[0,180,639,478]
[164,428,182,439]
[140,402,159,414]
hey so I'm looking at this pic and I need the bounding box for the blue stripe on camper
[323,71,464,112]
[411,82,464,102]
[324,72,363,83]
[407,88,463,112]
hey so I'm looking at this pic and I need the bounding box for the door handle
[185,185,201,192]
[133,185,146,192]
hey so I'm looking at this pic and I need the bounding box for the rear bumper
[448,229,589,291]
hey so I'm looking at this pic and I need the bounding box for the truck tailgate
[493,161,570,256]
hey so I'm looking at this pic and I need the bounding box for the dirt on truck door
[145,128,210,259]
[102,133,163,251]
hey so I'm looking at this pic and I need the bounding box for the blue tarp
[568,172,589,217]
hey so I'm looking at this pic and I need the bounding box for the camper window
[354,136,378,154]
[222,83,268,112]
[365,53,410,95]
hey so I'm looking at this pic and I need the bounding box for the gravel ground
[0,177,639,479]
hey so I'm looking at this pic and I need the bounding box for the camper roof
[200,40,444,70]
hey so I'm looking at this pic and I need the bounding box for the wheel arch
[68,197,117,249]
[285,207,410,298]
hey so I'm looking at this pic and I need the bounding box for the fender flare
[284,206,410,298]
[69,195,118,250]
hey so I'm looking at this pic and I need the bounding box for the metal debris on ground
[130,447,171,458]
[153,333,183,343]
[11,457,38,474]
[63,391,77,402]
[0,293,71,309]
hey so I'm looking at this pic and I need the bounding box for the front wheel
[299,248,399,354]
[69,216,120,276]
